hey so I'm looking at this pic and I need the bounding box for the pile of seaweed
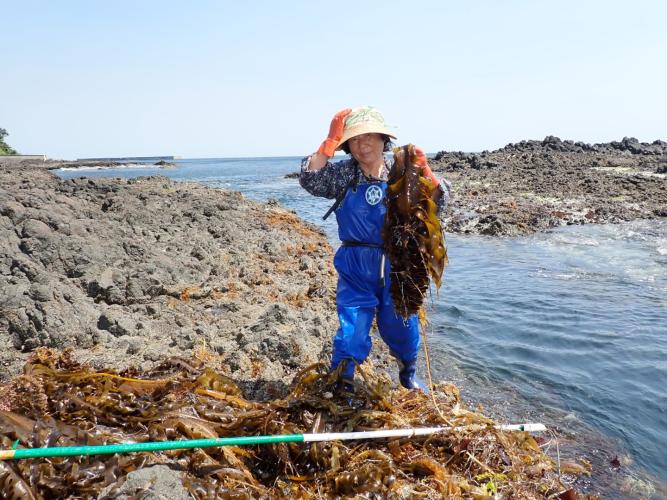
[0,349,584,499]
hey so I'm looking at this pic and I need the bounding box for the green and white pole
[0,423,546,461]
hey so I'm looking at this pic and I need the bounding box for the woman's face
[348,133,385,166]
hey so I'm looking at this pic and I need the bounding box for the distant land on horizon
[76,155,181,161]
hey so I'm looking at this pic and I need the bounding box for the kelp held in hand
[0,348,586,498]
[384,144,448,318]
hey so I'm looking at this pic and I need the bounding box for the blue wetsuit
[331,178,421,381]
[300,157,423,382]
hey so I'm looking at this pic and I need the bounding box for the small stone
[98,465,189,499]
[29,284,52,302]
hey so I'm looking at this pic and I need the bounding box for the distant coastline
[76,155,181,161]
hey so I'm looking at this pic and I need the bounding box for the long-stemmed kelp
[383,144,448,319]
[0,348,588,498]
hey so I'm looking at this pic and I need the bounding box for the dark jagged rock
[431,136,666,236]
[479,135,667,156]
[154,160,176,168]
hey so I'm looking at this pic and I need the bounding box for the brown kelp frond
[384,144,448,318]
[0,461,36,500]
[0,348,586,498]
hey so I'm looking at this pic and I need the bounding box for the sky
[2,0,666,159]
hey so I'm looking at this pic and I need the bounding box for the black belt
[340,241,386,286]
[341,240,384,249]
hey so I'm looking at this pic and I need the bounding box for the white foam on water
[549,235,600,247]
[536,220,667,287]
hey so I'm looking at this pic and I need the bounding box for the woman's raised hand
[317,108,352,158]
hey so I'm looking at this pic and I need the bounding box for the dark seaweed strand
[404,145,415,209]
[385,145,436,318]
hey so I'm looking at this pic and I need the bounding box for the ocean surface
[57,157,667,496]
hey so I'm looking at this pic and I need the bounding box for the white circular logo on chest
[365,185,383,205]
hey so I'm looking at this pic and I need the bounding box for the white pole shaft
[302,423,546,443]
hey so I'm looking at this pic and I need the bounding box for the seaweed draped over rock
[384,144,448,319]
[0,348,586,499]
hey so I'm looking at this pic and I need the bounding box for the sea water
[57,157,667,494]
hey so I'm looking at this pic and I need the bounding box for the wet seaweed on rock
[0,348,589,498]
[384,144,448,319]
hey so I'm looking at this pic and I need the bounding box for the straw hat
[336,106,397,150]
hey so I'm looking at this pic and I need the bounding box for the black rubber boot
[332,377,355,407]
[331,359,355,394]
[334,378,355,394]
[397,358,423,390]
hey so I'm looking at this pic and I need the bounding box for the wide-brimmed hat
[336,106,397,150]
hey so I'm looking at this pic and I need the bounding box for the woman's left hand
[413,146,440,187]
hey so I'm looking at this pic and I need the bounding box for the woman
[299,106,450,390]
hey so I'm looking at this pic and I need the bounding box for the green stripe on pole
[11,434,305,460]
[1,423,546,461]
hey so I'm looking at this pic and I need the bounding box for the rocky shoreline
[432,136,666,236]
[0,166,340,396]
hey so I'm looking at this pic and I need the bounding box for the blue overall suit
[332,179,421,388]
